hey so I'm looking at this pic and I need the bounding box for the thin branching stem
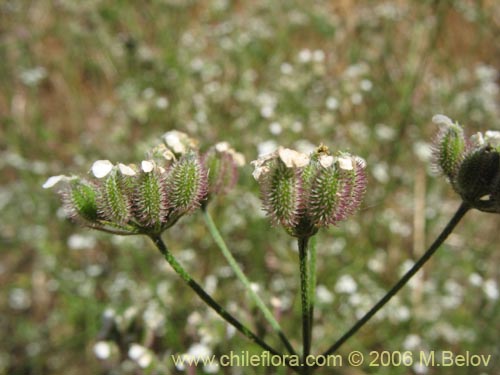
[150,235,301,373]
[202,209,297,356]
[317,202,470,365]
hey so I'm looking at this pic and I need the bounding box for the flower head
[44,153,208,235]
[432,114,500,213]
[252,145,367,238]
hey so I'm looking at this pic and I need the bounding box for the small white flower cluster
[251,147,365,181]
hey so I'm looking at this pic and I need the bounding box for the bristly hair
[260,159,303,228]
[166,152,208,215]
[132,167,168,229]
[431,123,468,182]
[62,179,101,225]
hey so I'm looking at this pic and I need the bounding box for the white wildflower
[128,344,153,368]
[94,341,112,360]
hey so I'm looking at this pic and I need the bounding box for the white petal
[485,130,500,139]
[215,142,230,152]
[118,163,136,176]
[337,156,354,170]
[278,147,309,168]
[432,114,454,128]
[42,175,67,189]
[252,165,269,181]
[318,155,334,168]
[91,160,114,178]
[470,132,485,146]
[161,149,175,161]
[484,130,500,146]
[141,160,155,173]
[162,130,195,154]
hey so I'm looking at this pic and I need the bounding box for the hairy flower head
[252,145,367,238]
[44,153,208,235]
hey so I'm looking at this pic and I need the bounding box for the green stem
[298,236,312,373]
[149,235,286,359]
[317,202,470,364]
[203,209,297,356]
[308,235,317,345]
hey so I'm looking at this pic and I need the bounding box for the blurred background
[1,1,499,374]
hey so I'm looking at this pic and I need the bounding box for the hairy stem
[150,236,280,353]
[298,236,312,373]
[203,209,297,355]
[308,235,317,345]
[318,202,470,363]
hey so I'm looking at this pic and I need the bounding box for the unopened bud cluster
[432,114,500,213]
[44,131,244,235]
[252,145,367,238]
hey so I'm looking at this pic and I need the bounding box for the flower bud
[432,114,500,213]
